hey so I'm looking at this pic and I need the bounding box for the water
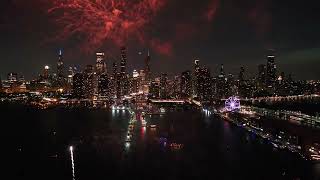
[2,103,319,180]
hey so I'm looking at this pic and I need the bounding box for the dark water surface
[2,104,319,180]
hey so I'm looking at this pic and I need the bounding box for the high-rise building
[217,64,227,99]
[67,66,77,85]
[120,47,127,75]
[130,70,140,94]
[258,64,266,87]
[116,72,122,99]
[84,65,95,99]
[113,62,118,77]
[220,64,225,76]
[150,78,160,99]
[198,68,211,102]
[160,73,168,99]
[172,75,181,98]
[109,62,118,99]
[180,70,192,98]
[98,73,109,98]
[96,52,106,74]
[144,50,151,81]
[193,59,200,97]
[238,67,247,97]
[266,50,277,87]
[73,73,85,99]
[239,67,245,82]
[57,50,65,86]
[43,66,50,80]
[120,47,128,97]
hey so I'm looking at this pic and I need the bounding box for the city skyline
[1,1,320,178]
[1,0,320,79]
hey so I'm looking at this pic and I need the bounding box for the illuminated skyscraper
[130,70,140,94]
[120,47,129,96]
[116,72,122,99]
[266,50,277,88]
[150,78,160,99]
[181,70,192,98]
[43,66,50,80]
[67,66,77,85]
[98,73,109,98]
[73,73,85,99]
[57,49,65,86]
[217,64,227,99]
[84,65,95,99]
[193,59,200,97]
[160,73,168,99]
[198,67,211,102]
[109,62,118,98]
[120,47,127,75]
[238,67,247,97]
[258,64,266,87]
[145,50,151,81]
[96,52,106,74]
[172,75,181,98]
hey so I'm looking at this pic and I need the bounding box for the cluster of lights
[203,108,212,116]
[225,96,241,112]
[170,143,184,150]
[309,147,320,160]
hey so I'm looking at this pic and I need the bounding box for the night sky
[0,0,319,80]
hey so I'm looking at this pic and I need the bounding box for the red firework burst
[47,0,166,53]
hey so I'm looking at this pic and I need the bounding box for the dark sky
[0,0,319,80]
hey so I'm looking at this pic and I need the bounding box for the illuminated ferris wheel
[225,96,241,112]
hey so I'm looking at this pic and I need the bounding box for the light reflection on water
[3,103,319,180]
[69,146,75,180]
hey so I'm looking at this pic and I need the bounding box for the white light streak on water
[69,146,75,180]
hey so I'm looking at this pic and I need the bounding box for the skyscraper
[150,78,160,99]
[109,62,118,99]
[73,73,85,99]
[181,70,192,98]
[84,65,95,99]
[98,73,109,98]
[130,70,140,94]
[120,47,127,75]
[43,66,50,80]
[266,50,277,88]
[57,49,65,86]
[116,72,122,99]
[120,47,128,97]
[145,50,151,81]
[238,67,247,97]
[193,59,200,97]
[198,67,211,102]
[239,67,245,82]
[160,73,168,99]
[258,64,266,87]
[220,64,225,77]
[217,64,227,99]
[67,66,77,85]
[96,52,106,74]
